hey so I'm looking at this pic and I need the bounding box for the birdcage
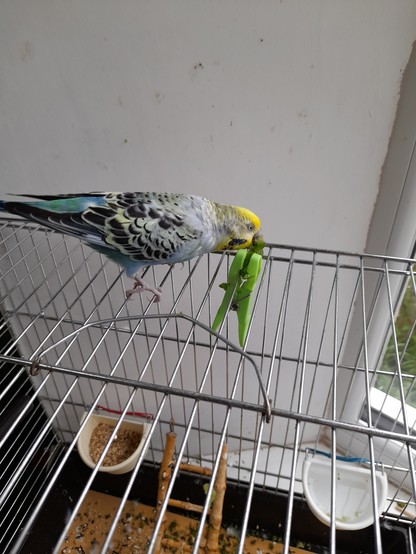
[0,217,415,554]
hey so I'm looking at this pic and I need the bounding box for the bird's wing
[82,192,205,263]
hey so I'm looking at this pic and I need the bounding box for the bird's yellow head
[214,205,263,252]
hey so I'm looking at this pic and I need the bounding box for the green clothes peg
[212,247,263,346]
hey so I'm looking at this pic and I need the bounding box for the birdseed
[89,422,141,466]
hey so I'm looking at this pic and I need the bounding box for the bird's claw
[126,277,162,303]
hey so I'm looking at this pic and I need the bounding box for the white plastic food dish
[302,455,388,530]
[77,411,151,475]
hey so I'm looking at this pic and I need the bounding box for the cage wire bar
[0,219,416,554]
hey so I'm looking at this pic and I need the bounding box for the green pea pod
[212,249,247,332]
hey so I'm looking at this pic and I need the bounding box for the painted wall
[0,1,415,252]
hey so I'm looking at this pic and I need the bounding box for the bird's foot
[126,277,162,303]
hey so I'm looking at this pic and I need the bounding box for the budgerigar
[0,192,262,301]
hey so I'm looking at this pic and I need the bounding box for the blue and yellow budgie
[0,192,262,301]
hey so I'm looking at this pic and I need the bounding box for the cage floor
[61,491,313,554]
[19,452,412,554]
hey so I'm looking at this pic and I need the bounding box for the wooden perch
[168,498,205,513]
[154,435,228,553]
[179,462,213,476]
[154,431,176,553]
[206,443,228,552]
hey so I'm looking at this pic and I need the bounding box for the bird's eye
[247,223,255,232]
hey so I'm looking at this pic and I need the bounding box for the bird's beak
[252,231,264,246]
[251,231,265,253]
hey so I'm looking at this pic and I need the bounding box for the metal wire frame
[0,218,415,553]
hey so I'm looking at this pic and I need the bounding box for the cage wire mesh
[0,218,415,553]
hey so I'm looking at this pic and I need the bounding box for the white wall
[0,1,415,253]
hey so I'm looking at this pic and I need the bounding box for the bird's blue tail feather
[0,194,107,213]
